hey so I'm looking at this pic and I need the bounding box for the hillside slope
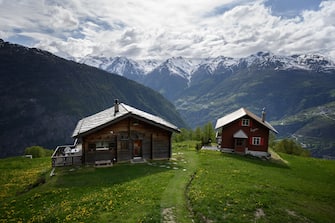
[0,39,186,157]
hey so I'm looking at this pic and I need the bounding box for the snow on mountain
[78,56,160,78]
[155,56,197,81]
[137,59,160,74]
[241,51,335,72]
[198,56,239,74]
[78,52,335,83]
[292,54,335,72]
[104,57,144,76]
[241,51,290,70]
[78,56,110,69]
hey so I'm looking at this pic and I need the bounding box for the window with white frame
[95,141,110,151]
[252,137,261,145]
[242,118,250,126]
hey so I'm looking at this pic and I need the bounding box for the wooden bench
[95,160,112,167]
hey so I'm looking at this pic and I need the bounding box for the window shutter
[261,138,264,146]
[249,137,253,145]
[250,120,253,127]
[239,119,242,126]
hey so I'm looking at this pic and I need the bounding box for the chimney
[114,99,119,115]
[261,107,266,122]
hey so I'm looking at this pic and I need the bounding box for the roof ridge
[120,102,133,114]
[119,102,127,112]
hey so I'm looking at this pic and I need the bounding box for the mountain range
[0,39,186,158]
[78,52,335,157]
[78,52,335,100]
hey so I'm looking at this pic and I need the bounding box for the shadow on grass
[222,152,290,169]
[52,162,176,188]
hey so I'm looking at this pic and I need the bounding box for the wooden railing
[52,155,82,167]
[52,141,82,167]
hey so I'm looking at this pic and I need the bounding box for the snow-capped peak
[157,56,198,80]
[104,56,149,78]
[78,55,110,69]
[137,59,160,74]
[293,54,335,72]
[242,51,288,69]
[198,56,239,73]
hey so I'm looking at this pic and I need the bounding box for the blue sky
[0,0,334,60]
[265,0,323,17]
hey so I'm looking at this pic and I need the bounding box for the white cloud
[0,0,334,60]
[47,6,79,31]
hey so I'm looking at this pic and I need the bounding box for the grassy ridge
[1,142,335,222]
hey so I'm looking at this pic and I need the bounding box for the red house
[215,108,278,157]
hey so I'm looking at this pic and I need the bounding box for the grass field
[1,142,335,223]
[188,150,335,223]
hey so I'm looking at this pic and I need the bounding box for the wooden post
[150,133,153,160]
[168,132,172,159]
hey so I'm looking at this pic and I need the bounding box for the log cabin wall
[81,116,173,164]
[128,117,171,160]
[82,118,128,164]
[152,131,171,159]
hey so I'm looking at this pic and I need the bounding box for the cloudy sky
[1,0,334,60]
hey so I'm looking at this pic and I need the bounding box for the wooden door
[133,140,142,157]
[234,138,246,153]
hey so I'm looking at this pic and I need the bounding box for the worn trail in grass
[160,142,199,223]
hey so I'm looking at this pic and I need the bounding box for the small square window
[252,137,261,145]
[242,119,250,126]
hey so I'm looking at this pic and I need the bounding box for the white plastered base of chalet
[221,148,270,158]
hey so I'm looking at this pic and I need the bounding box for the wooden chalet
[52,100,180,167]
[215,108,278,157]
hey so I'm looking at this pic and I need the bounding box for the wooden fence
[51,143,82,167]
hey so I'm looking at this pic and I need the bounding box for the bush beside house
[24,146,53,158]
[273,139,310,157]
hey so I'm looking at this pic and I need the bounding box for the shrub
[195,143,202,151]
[273,139,310,157]
[24,146,52,158]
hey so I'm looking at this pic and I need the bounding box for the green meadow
[1,142,335,223]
